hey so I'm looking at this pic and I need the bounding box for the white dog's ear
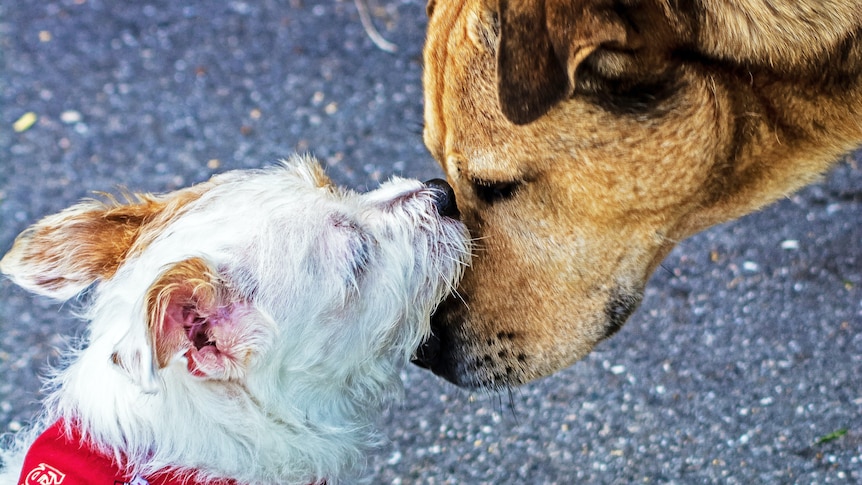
[0,192,197,301]
[111,257,227,389]
[146,257,225,367]
[123,257,264,383]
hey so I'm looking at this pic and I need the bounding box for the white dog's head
[0,155,470,484]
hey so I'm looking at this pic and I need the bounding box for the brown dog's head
[415,0,862,389]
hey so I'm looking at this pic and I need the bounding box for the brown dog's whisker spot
[495,331,517,341]
[469,356,489,373]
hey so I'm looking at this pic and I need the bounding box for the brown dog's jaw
[415,295,535,389]
[416,285,645,389]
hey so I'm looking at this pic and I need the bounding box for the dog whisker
[506,386,521,424]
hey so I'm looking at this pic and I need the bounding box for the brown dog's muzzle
[414,288,644,390]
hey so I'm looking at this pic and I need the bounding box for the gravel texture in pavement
[1,1,860,483]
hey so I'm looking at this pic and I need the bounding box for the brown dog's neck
[683,59,862,238]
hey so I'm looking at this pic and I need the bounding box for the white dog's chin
[0,155,471,485]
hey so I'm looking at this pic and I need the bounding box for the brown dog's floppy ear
[496,0,628,124]
[0,195,168,301]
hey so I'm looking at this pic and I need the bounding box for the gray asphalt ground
[1,1,860,483]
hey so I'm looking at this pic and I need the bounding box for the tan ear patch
[0,187,207,300]
[0,196,166,300]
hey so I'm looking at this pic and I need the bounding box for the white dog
[0,155,470,485]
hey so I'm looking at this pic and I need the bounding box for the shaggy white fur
[0,155,470,485]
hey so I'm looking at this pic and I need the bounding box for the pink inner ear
[157,292,244,380]
[178,304,214,351]
[146,257,265,382]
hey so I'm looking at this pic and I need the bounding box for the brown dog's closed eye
[472,178,522,204]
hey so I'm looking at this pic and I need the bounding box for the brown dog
[414,0,862,389]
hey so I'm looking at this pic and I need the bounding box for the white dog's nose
[424,178,460,219]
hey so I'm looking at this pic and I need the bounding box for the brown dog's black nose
[424,178,459,218]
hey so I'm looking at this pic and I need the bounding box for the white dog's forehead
[183,167,341,236]
[201,164,424,224]
[135,162,429,296]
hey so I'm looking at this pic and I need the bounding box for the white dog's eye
[329,214,374,282]
[346,232,371,278]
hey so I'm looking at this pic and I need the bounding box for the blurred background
[1,1,860,483]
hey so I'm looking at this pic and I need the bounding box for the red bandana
[18,419,237,485]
